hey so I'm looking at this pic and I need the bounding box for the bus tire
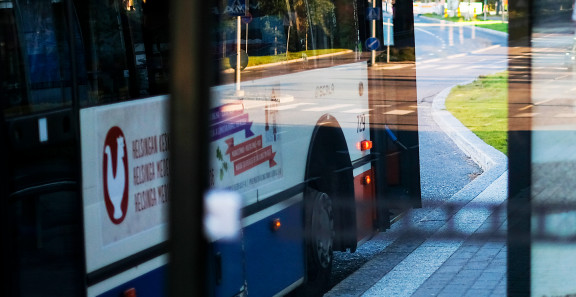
[303,187,334,295]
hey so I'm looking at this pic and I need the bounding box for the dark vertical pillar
[0,112,16,297]
[392,0,415,51]
[169,0,212,296]
[507,0,532,294]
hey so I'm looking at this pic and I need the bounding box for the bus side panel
[354,166,377,241]
[87,256,168,297]
[242,200,305,296]
[210,240,246,297]
[80,96,170,274]
[81,96,171,296]
[95,266,166,297]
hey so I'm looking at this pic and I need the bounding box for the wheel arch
[304,114,357,252]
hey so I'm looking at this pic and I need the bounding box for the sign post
[227,0,247,96]
[372,0,375,65]
[366,3,381,65]
[236,16,242,95]
[382,1,394,63]
[242,12,252,53]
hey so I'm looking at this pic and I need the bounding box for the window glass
[74,0,170,105]
[1,0,75,117]
[529,0,576,295]
[0,1,27,117]
[11,191,84,297]
[203,0,419,296]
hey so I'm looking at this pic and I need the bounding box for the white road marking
[267,103,315,110]
[303,104,354,112]
[384,109,415,115]
[342,109,372,113]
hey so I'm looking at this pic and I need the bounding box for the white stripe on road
[303,104,354,112]
[267,103,314,110]
[342,109,372,113]
[384,109,415,115]
[374,64,411,70]
[513,112,538,117]
[436,64,461,70]
[415,64,439,70]
[554,113,576,118]
[468,65,507,69]
[418,58,443,64]
[417,52,476,66]
[471,44,501,54]
[446,53,467,59]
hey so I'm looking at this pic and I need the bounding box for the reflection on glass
[206,0,419,296]
[530,1,576,295]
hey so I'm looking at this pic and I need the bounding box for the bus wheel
[304,188,334,294]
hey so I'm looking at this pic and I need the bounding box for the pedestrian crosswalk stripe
[514,112,537,117]
[437,65,460,70]
[267,103,314,110]
[471,45,501,54]
[303,104,354,112]
[415,64,438,70]
[554,113,576,118]
[385,109,415,115]
[374,64,411,70]
[342,108,372,113]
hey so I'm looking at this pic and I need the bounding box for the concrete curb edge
[431,81,508,173]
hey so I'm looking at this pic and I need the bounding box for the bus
[0,0,420,296]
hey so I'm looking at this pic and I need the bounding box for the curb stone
[431,82,508,172]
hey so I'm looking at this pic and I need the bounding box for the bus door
[0,0,84,296]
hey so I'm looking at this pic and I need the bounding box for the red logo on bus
[103,126,129,224]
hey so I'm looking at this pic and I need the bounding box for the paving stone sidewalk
[411,205,507,297]
[325,74,508,297]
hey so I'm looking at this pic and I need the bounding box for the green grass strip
[223,49,349,69]
[445,72,508,155]
[421,13,508,33]
[474,22,507,33]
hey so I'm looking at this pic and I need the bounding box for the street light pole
[236,16,243,96]
[371,0,376,65]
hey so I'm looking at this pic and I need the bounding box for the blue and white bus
[0,0,420,296]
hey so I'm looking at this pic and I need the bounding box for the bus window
[0,1,27,117]
[2,2,84,290]
[73,0,170,105]
[1,0,89,117]
[9,190,84,296]
[15,0,74,114]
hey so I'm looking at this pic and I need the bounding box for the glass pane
[530,0,576,295]
[0,1,27,117]
[74,0,170,105]
[204,0,419,295]
[0,0,76,117]
[10,191,84,296]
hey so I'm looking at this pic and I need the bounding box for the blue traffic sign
[226,0,246,16]
[365,37,380,51]
[366,7,381,21]
[241,12,252,24]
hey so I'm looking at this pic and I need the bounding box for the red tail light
[271,218,281,231]
[358,140,373,151]
[362,175,372,185]
[124,288,136,297]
